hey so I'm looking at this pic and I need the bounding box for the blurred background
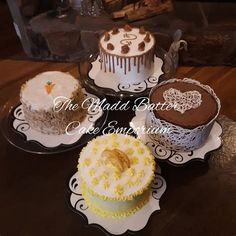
[2,0,236,65]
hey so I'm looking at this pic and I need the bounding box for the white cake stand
[130,109,223,166]
[87,55,163,95]
[1,89,107,154]
[68,164,166,235]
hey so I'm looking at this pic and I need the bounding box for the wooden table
[1,3,236,236]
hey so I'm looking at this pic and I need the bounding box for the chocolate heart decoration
[163,88,202,114]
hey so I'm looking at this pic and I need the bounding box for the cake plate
[1,89,108,154]
[68,164,166,235]
[79,47,177,99]
[88,54,163,93]
[130,108,223,166]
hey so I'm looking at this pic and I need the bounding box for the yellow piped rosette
[77,134,155,218]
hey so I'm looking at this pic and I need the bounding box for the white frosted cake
[78,134,155,218]
[20,71,86,135]
[99,25,155,83]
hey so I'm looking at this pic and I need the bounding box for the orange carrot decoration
[45,81,55,94]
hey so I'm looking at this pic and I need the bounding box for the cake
[20,71,87,135]
[99,25,155,83]
[77,134,155,218]
[145,78,221,151]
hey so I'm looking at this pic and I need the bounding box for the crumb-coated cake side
[20,71,87,135]
[99,25,156,82]
[77,134,155,218]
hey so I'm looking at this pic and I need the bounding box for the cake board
[79,47,177,99]
[68,164,166,235]
[1,89,108,154]
[130,108,223,166]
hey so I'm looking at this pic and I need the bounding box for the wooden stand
[111,0,173,21]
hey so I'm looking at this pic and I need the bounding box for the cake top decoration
[144,32,151,43]
[121,44,130,54]
[163,88,202,114]
[102,148,130,173]
[139,26,146,34]
[100,27,155,57]
[138,41,145,51]
[44,81,55,94]
[124,24,132,32]
[150,79,220,130]
[112,27,119,34]
[78,134,155,200]
[104,32,110,41]
[20,71,79,111]
[107,43,114,50]
[120,33,137,46]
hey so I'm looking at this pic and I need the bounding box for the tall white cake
[99,25,156,83]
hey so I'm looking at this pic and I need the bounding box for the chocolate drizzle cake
[99,25,155,83]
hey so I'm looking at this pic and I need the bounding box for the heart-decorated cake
[98,25,155,83]
[163,88,202,114]
[145,78,221,151]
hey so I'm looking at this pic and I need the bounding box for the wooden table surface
[1,2,236,236]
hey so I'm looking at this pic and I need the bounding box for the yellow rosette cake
[77,133,155,218]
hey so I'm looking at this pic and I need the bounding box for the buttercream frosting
[78,134,155,200]
[20,71,79,111]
